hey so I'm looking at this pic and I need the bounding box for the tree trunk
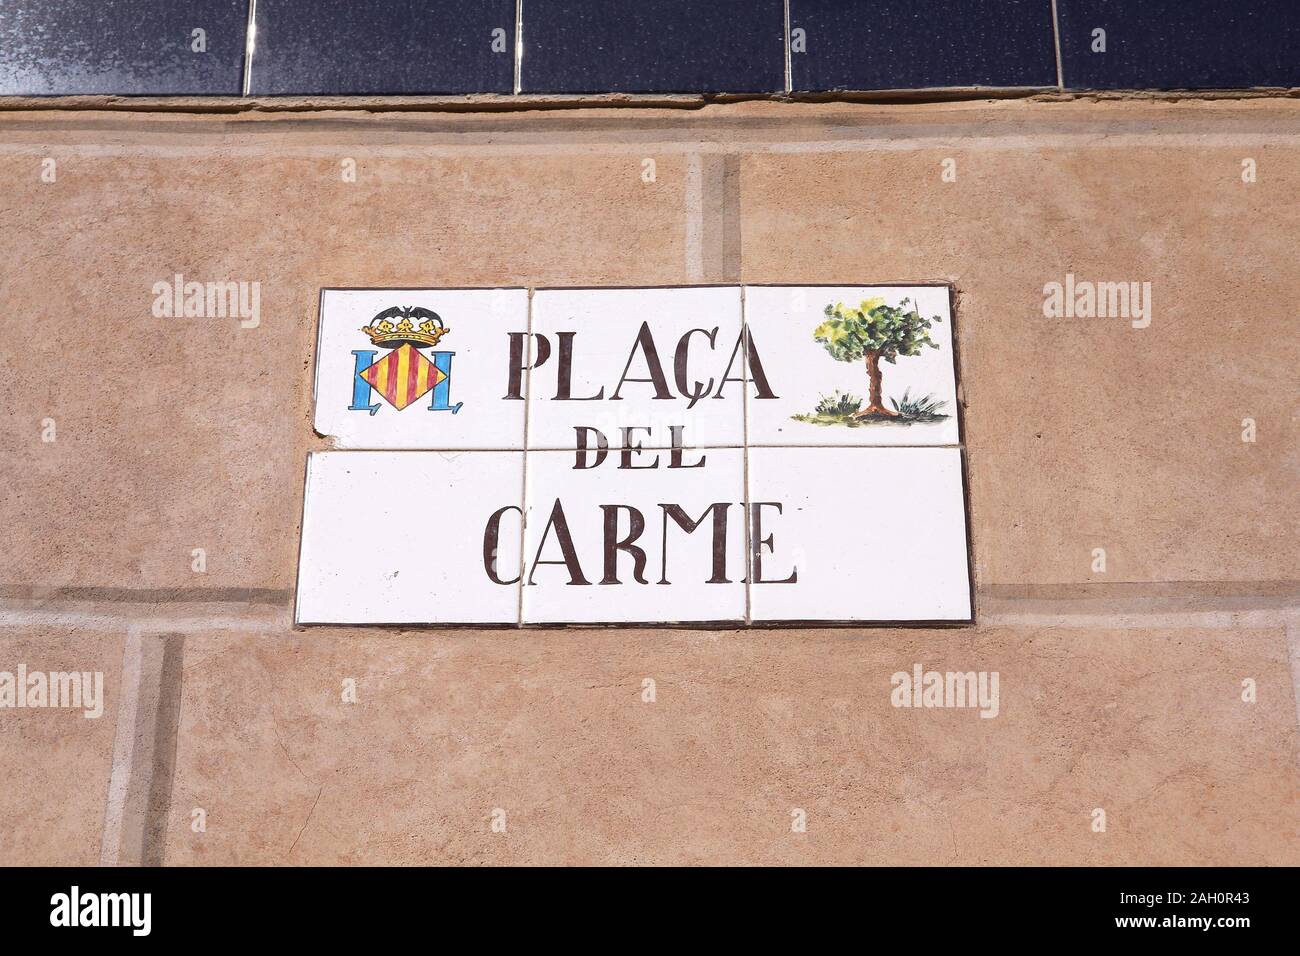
[854,350,897,417]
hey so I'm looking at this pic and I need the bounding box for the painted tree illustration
[812,297,941,417]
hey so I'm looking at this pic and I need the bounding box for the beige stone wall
[0,99,1296,865]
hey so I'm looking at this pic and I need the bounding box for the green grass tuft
[889,388,949,422]
[813,391,862,416]
[792,389,949,428]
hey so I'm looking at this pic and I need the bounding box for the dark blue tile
[789,0,1057,91]
[0,0,248,96]
[1058,1,1300,90]
[249,0,515,95]
[521,0,784,94]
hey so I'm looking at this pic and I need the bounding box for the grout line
[741,288,753,624]
[0,588,290,603]
[982,582,1299,600]
[783,0,793,94]
[741,443,963,450]
[99,630,186,866]
[4,605,1290,632]
[718,154,742,280]
[241,0,258,97]
[982,609,1296,629]
[142,634,185,866]
[702,155,719,279]
[3,610,282,631]
[100,626,143,866]
[8,136,1300,159]
[38,441,968,457]
[684,152,704,280]
[516,288,534,625]
[513,0,524,95]
[1049,0,1065,91]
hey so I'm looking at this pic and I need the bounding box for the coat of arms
[347,306,463,415]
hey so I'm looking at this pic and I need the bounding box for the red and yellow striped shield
[358,344,446,411]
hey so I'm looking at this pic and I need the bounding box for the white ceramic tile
[527,287,746,450]
[521,447,746,623]
[313,288,529,449]
[295,451,523,624]
[746,447,971,622]
[743,286,959,446]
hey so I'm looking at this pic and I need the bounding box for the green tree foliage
[812,297,941,366]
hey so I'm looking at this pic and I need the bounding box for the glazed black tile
[789,0,1057,91]
[249,0,516,95]
[1057,0,1300,90]
[0,0,248,96]
[520,0,785,94]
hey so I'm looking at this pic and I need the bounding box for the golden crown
[361,306,451,348]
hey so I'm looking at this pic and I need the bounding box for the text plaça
[501,322,777,406]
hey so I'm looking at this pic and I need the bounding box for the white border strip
[241,0,258,97]
[1050,0,1065,90]
[514,0,524,95]
[783,0,793,94]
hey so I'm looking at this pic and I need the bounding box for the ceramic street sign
[296,286,972,625]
